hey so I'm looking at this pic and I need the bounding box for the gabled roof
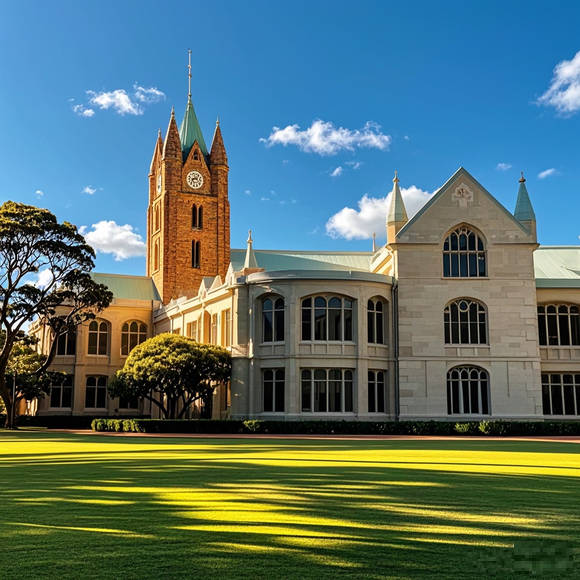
[230,249,374,273]
[397,167,530,237]
[534,246,580,288]
[91,273,160,301]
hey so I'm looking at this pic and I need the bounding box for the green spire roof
[514,173,536,222]
[387,172,408,223]
[179,97,208,160]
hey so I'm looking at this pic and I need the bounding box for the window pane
[538,313,547,346]
[368,311,374,343]
[344,378,353,413]
[96,387,107,408]
[559,312,571,345]
[274,310,284,342]
[88,332,97,354]
[314,309,326,341]
[328,309,341,341]
[263,377,273,412]
[542,384,551,414]
[263,311,273,342]
[85,387,95,408]
[377,373,385,413]
[376,312,383,344]
[302,306,311,341]
[563,385,575,415]
[368,372,376,413]
[344,309,352,341]
[50,387,61,407]
[275,378,285,413]
[551,385,563,415]
[62,387,72,408]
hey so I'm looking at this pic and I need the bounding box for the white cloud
[537,168,560,179]
[73,85,166,117]
[261,197,270,201]
[35,190,43,197]
[326,186,434,240]
[282,159,292,166]
[496,163,512,171]
[72,104,95,117]
[245,189,251,196]
[330,166,343,178]
[404,135,410,141]
[80,220,146,261]
[133,84,165,104]
[35,268,54,289]
[536,50,580,115]
[260,119,391,155]
[82,186,98,195]
[345,161,363,170]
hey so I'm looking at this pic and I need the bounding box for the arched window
[154,204,160,232]
[56,326,76,356]
[301,296,353,341]
[193,150,199,161]
[88,320,108,355]
[368,298,386,344]
[192,240,200,268]
[444,299,487,344]
[121,321,147,356]
[542,373,580,415]
[537,305,580,346]
[301,369,353,413]
[50,375,73,408]
[447,366,490,415]
[85,376,108,408]
[263,369,285,412]
[262,297,285,342]
[192,205,203,229]
[443,227,486,277]
[368,370,386,413]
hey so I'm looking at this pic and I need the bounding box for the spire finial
[188,49,192,99]
[158,128,162,138]
[216,116,220,126]
[519,171,525,183]
[171,106,175,118]
[393,170,399,183]
[372,232,377,253]
[247,229,253,243]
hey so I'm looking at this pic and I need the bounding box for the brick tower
[146,59,230,304]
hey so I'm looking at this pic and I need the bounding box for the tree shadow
[1,431,579,580]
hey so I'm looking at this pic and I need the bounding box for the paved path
[43,429,580,443]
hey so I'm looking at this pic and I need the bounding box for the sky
[1,0,580,277]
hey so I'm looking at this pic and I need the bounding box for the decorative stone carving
[452,183,474,207]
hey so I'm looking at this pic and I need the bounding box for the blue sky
[1,1,579,277]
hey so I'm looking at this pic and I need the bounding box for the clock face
[156,175,162,192]
[186,171,204,190]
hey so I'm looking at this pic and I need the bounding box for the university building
[31,87,580,421]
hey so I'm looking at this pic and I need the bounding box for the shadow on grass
[0,431,579,580]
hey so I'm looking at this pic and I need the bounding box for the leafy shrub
[454,422,481,435]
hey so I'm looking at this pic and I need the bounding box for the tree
[108,334,231,419]
[4,334,64,420]
[0,202,113,428]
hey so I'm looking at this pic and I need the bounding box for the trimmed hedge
[90,418,580,436]
[0,415,150,430]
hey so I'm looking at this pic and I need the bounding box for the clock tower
[147,57,230,304]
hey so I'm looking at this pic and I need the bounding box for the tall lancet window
[443,227,487,278]
[192,241,201,268]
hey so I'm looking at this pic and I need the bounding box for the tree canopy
[0,202,113,428]
[108,334,232,419]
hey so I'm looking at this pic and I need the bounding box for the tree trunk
[0,378,16,430]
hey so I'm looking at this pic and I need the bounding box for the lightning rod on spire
[188,49,192,99]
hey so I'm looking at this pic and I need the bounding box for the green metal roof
[514,180,536,222]
[91,273,160,301]
[179,97,208,159]
[231,249,374,273]
[534,247,580,288]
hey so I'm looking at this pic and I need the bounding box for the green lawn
[0,431,579,579]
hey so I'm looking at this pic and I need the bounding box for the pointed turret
[150,129,163,173]
[241,230,264,275]
[210,119,228,166]
[386,171,408,243]
[179,97,208,161]
[514,172,537,240]
[162,108,182,161]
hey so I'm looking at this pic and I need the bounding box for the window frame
[50,375,74,408]
[301,295,354,342]
[442,226,487,278]
[262,369,285,413]
[85,376,108,409]
[542,373,580,416]
[444,298,488,345]
[262,296,285,343]
[368,370,386,413]
[537,304,580,347]
[121,321,147,356]
[87,320,109,356]
[447,366,490,415]
[367,298,386,345]
[56,326,76,356]
[301,368,354,413]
